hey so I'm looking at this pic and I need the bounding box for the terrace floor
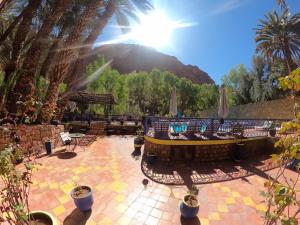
[26,136,299,225]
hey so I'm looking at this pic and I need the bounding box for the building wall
[200,97,300,119]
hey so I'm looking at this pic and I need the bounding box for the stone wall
[200,97,300,119]
[144,137,275,162]
[0,124,64,154]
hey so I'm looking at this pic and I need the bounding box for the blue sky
[97,0,300,84]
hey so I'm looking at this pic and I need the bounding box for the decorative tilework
[23,136,299,225]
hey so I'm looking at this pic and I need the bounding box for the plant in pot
[134,129,144,150]
[70,181,93,212]
[0,148,57,225]
[180,185,200,218]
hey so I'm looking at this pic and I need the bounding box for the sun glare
[130,11,173,48]
[94,10,195,49]
[129,10,191,49]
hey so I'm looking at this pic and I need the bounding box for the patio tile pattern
[12,136,300,224]
[141,154,278,185]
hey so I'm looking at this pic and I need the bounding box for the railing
[143,116,290,139]
[62,113,142,122]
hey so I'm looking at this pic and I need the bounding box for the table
[69,133,86,151]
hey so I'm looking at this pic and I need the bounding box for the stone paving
[23,136,300,224]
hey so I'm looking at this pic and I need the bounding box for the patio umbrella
[218,85,229,119]
[169,86,178,117]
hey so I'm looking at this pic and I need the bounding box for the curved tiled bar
[144,135,276,161]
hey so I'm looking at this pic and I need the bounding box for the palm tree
[255,9,300,73]
[37,0,105,123]
[6,0,72,114]
[0,1,26,45]
[0,0,16,13]
[4,0,42,80]
[38,0,153,123]
[39,1,89,79]
[276,0,287,9]
[65,0,153,91]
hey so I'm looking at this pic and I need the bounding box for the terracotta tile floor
[15,136,300,224]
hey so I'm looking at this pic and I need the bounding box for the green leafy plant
[0,148,34,225]
[188,185,199,196]
[262,67,300,225]
[72,177,86,198]
[13,147,24,163]
[184,185,200,207]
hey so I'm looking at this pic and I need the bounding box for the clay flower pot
[180,194,199,218]
[29,211,57,225]
[71,186,93,212]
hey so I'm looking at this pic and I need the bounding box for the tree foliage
[262,67,300,225]
[255,9,300,73]
[85,56,219,116]
[222,56,288,106]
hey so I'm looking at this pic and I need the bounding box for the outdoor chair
[60,132,73,151]
[201,120,220,138]
[199,122,208,136]
[256,120,273,130]
[231,123,244,138]
[217,121,233,136]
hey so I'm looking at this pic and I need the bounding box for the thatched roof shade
[68,92,116,105]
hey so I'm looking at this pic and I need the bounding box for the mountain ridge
[91,44,214,84]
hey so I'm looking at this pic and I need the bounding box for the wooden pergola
[68,92,116,117]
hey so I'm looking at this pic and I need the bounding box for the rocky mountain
[91,44,214,84]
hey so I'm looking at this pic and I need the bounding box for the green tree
[221,64,251,105]
[127,72,152,115]
[83,56,220,117]
[255,9,300,73]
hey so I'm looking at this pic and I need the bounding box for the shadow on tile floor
[57,151,77,159]
[63,208,91,225]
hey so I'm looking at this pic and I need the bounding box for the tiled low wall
[0,124,64,154]
[144,136,275,161]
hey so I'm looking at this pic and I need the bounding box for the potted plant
[134,137,143,151]
[0,148,57,225]
[180,185,200,218]
[70,182,93,212]
[134,129,144,149]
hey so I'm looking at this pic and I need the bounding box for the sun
[130,11,178,49]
